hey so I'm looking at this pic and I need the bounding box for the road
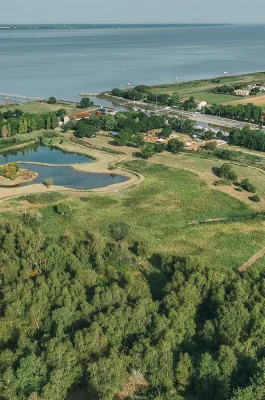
[103,94,259,130]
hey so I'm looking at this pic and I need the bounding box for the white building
[234,90,250,96]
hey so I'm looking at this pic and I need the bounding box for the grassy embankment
[4,157,265,271]
[149,71,265,107]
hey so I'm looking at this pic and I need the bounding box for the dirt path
[238,247,265,272]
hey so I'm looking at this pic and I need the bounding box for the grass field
[0,101,96,115]
[152,152,265,208]
[7,159,265,271]
[149,71,265,106]
[224,93,265,107]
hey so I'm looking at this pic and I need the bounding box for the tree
[167,138,184,154]
[183,97,197,110]
[79,97,94,108]
[176,353,194,393]
[160,126,172,138]
[103,115,116,131]
[56,109,67,117]
[47,96,56,104]
[77,123,97,138]
[168,93,180,107]
[18,119,27,134]
[140,143,156,159]
[250,87,260,95]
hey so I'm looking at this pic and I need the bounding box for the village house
[234,89,250,96]
[180,98,208,110]
[63,111,90,124]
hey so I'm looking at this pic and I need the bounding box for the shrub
[219,163,238,181]
[203,141,217,151]
[54,202,73,219]
[109,222,130,241]
[44,178,53,188]
[249,195,261,202]
[235,187,243,192]
[133,241,150,257]
[0,162,20,180]
[241,179,257,193]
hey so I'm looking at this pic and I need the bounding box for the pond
[0,145,93,165]
[19,164,127,190]
[0,145,128,190]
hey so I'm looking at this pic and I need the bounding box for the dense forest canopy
[0,110,59,137]
[0,219,265,400]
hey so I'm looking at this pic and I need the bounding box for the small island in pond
[0,162,38,187]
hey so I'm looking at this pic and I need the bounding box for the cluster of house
[234,84,265,97]
[62,107,116,125]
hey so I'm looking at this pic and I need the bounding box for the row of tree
[111,86,181,106]
[229,126,265,152]
[206,103,263,124]
[1,218,265,400]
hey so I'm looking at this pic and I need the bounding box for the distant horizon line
[1,22,262,25]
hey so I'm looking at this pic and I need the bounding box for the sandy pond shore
[0,137,145,202]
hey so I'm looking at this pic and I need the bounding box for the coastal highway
[102,94,259,130]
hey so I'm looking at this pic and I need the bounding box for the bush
[241,178,257,193]
[109,222,130,241]
[54,202,73,219]
[249,195,261,202]
[203,141,217,151]
[44,178,53,188]
[214,179,232,186]
[219,163,238,181]
[235,187,243,192]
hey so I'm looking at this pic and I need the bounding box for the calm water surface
[18,163,127,190]
[1,24,265,100]
[0,146,127,189]
[0,145,93,164]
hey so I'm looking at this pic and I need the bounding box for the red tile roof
[69,111,90,119]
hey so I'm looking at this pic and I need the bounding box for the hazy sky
[1,0,265,24]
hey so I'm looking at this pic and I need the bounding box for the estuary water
[1,24,265,101]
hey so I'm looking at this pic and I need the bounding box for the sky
[1,0,265,24]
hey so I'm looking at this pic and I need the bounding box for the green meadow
[9,160,265,271]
